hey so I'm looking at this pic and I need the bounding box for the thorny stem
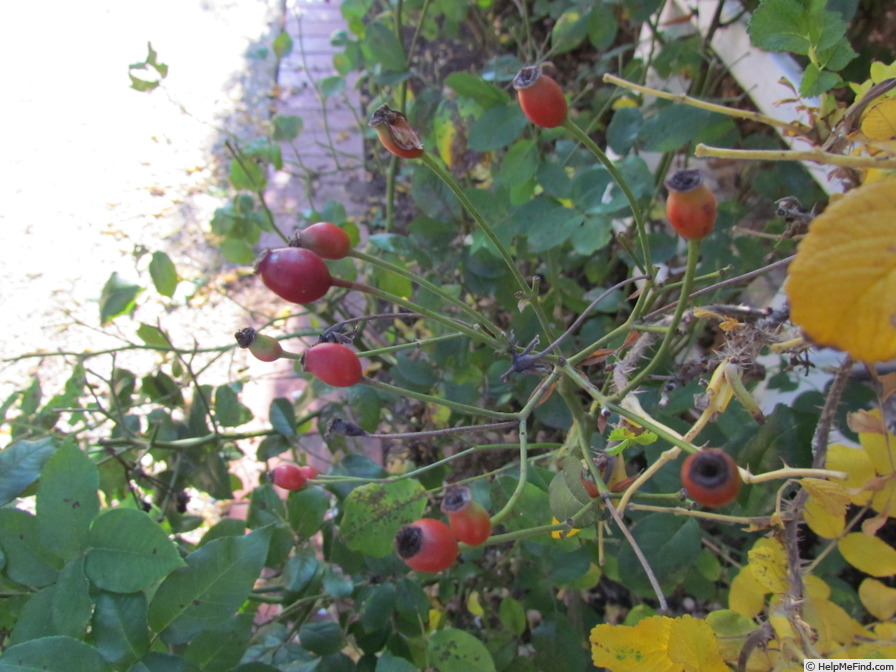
[603,493,669,612]
[331,278,500,349]
[361,377,518,421]
[349,249,499,335]
[695,143,896,169]
[603,74,812,136]
[614,238,702,400]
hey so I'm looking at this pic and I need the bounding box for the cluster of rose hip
[238,63,732,574]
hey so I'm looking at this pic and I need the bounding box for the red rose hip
[302,343,362,387]
[664,169,717,240]
[270,464,308,491]
[292,222,351,260]
[255,247,332,304]
[512,65,568,129]
[680,448,741,507]
[441,486,491,546]
[395,518,459,572]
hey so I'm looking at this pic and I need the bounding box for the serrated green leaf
[341,480,427,557]
[219,238,256,264]
[51,558,93,639]
[444,72,510,108]
[299,621,344,656]
[269,397,296,436]
[364,21,406,73]
[36,442,100,559]
[273,31,293,58]
[148,251,178,297]
[468,104,527,151]
[800,63,840,97]
[184,613,254,671]
[287,487,330,537]
[551,9,589,54]
[428,627,495,672]
[214,385,251,428]
[617,515,702,597]
[272,114,303,141]
[0,636,113,672]
[498,596,526,635]
[91,591,151,666]
[136,323,169,348]
[229,158,266,192]
[99,273,142,324]
[0,438,55,506]
[148,527,272,643]
[85,509,185,593]
[0,509,61,588]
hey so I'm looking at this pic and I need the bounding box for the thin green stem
[331,278,499,349]
[489,418,530,526]
[361,377,517,421]
[561,118,653,276]
[613,238,702,400]
[359,333,464,359]
[349,249,499,336]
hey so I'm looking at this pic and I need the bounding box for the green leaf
[148,251,178,297]
[128,42,168,93]
[428,628,496,672]
[184,613,254,671]
[800,63,840,97]
[92,591,151,666]
[257,434,292,460]
[299,621,344,656]
[0,636,112,672]
[273,31,293,58]
[8,585,56,645]
[361,583,396,632]
[128,652,200,672]
[36,442,100,559]
[269,397,296,436]
[364,21,406,73]
[322,565,354,599]
[639,104,736,153]
[587,4,618,49]
[85,508,185,593]
[219,238,256,265]
[51,558,93,639]
[341,480,427,557]
[498,596,526,635]
[0,509,61,588]
[214,385,251,428]
[148,527,273,643]
[607,107,643,155]
[467,104,527,151]
[99,273,142,324]
[0,438,55,506]
[748,0,813,53]
[346,385,382,433]
[136,323,169,348]
[272,114,303,141]
[229,158,266,191]
[444,72,510,108]
[497,139,538,189]
[376,651,418,672]
[320,75,345,98]
[617,515,702,597]
[551,9,589,54]
[510,198,584,253]
[287,487,331,537]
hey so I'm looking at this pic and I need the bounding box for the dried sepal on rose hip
[680,448,741,508]
[440,485,491,546]
[664,169,717,240]
[290,222,351,260]
[512,65,568,129]
[254,247,333,304]
[395,518,459,572]
[235,327,283,362]
[369,105,424,159]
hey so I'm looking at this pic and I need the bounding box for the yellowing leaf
[786,180,896,363]
[728,566,768,619]
[705,610,755,665]
[802,478,850,539]
[847,409,888,434]
[590,615,728,672]
[466,590,485,618]
[839,532,896,577]
[862,97,896,140]
[859,577,896,620]
[748,538,789,593]
[803,574,831,600]
[667,615,730,672]
[826,443,877,506]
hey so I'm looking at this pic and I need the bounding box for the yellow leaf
[591,616,675,672]
[748,538,789,593]
[466,590,485,618]
[847,409,888,434]
[705,609,755,665]
[825,443,877,506]
[838,532,896,577]
[785,180,896,363]
[728,565,768,619]
[803,574,831,600]
[859,577,896,620]
[667,615,730,672]
[590,616,728,672]
[804,495,846,539]
[861,97,896,140]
